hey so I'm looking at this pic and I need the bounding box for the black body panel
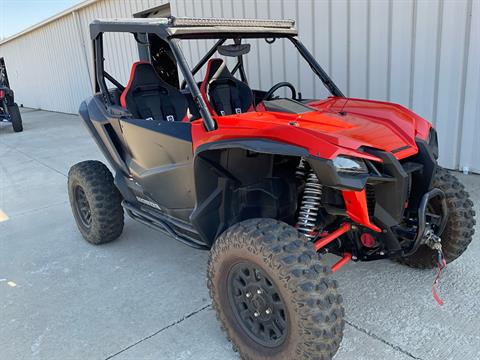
[192,140,301,246]
[79,95,203,245]
[349,140,438,259]
[120,118,195,220]
[79,98,130,175]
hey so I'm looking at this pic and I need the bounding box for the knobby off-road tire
[68,160,124,245]
[8,103,23,132]
[396,167,476,269]
[208,218,344,360]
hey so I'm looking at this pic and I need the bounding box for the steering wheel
[263,82,297,101]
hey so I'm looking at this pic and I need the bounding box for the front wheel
[8,103,22,132]
[68,161,124,245]
[208,219,344,360]
[396,167,476,269]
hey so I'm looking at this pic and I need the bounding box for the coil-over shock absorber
[296,158,322,239]
[295,157,307,179]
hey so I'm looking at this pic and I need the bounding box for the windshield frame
[92,24,344,132]
[169,34,345,130]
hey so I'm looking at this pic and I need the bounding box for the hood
[300,97,431,158]
[192,97,431,161]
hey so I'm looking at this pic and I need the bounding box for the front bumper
[402,187,448,256]
[309,139,440,258]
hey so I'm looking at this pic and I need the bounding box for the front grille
[366,185,376,218]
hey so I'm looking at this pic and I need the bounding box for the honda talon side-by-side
[68,17,475,359]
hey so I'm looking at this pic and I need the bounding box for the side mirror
[217,44,251,57]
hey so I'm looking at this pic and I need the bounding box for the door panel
[120,119,195,212]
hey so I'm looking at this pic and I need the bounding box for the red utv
[67,17,475,359]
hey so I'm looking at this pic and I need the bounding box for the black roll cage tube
[289,37,344,98]
[179,37,249,89]
[93,32,344,133]
[180,38,226,89]
[93,32,216,131]
[169,38,217,131]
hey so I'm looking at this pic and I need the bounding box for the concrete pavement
[1,109,479,360]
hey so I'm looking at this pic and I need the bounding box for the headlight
[332,156,368,174]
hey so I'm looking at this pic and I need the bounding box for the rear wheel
[8,103,22,132]
[208,218,344,360]
[68,161,124,245]
[396,167,475,269]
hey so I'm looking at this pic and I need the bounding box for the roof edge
[0,0,98,46]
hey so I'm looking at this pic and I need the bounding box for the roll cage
[91,16,344,132]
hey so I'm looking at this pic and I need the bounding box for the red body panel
[192,97,431,162]
[191,96,432,230]
[342,189,381,232]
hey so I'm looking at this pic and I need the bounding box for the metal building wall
[0,0,478,173]
[0,0,169,114]
[174,0,480,173]
[0,13,92,114]
[75,0,170,87]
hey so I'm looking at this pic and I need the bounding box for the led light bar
[93,18,169,25]
[170,17,295,29]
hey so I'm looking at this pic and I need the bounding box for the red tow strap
[432,252,447,306]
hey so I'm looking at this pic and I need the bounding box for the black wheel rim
[227,262,288,348]
[74,185,92,228]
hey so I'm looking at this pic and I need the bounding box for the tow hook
[425,229,447,306]
[424,228,441,252]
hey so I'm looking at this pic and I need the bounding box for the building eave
[0,0,98,46]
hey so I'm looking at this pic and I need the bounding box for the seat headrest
[204,58,234,84]
[200,58,255,116]
[120,61,188,121]
[121,62,161,108]
[132,63,157,82]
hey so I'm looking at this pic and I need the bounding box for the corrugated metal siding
[0,0,169,114]
[0,13,91,113]
[0,0,478,173]
[460,0,480,174]
[175,0,480,173]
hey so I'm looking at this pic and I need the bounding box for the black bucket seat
[121,61,188,122]
[200,58,254,116]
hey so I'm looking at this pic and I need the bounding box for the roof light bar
[93,18,169,25]
[170,17,295,29]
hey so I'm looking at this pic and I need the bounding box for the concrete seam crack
[345,320,423,360]
[10,201,69,218]
[13,148,67,177]
[105,303,212,359]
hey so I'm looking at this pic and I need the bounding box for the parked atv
[68,17,475,359]
[0,85,23,132]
